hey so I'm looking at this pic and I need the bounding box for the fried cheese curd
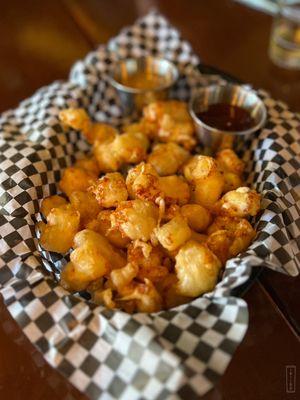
[127,243,169,283]
[59,108,117,144]
[59,109,149,172]
[110,200,158,242]
[175,241,222,297]
[40,195,67,218]
[60,229,126,292]
[90,172,128,208]
[216,148,245,192]
[93,131,149,172]
[183,155,225,208]
[74,156,100,176]
[126,162,190,205]
[39,203,80,253]
[59,166,97,198]
[206,216,256,264]
[86,210,130,249]
[155,215,192,252]
[143,100,196,150]
[69,191,101,228]
[37,101,261,312]
[147,142,190,176]
[214,187,261,218]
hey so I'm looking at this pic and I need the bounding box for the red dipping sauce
[196,103,255,131]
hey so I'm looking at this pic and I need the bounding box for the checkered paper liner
[0,11,299,400]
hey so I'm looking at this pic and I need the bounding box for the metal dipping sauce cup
[108,57,179,115]
[189,84,267,151]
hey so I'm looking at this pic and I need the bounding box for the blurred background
[1,0,300,112]
[0,1,299,400]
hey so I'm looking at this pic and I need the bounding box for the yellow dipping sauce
[121,72,166,90]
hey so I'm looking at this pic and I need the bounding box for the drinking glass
[269,0,300,69]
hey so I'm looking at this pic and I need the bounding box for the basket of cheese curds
[0,11,299,400]
[38,101,261,313]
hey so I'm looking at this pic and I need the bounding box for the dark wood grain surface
[0,1,299,399]
[0,0,90,112]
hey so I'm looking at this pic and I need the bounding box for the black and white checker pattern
[0,11,299,400]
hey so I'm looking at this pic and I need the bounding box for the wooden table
[0,1,299,399]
